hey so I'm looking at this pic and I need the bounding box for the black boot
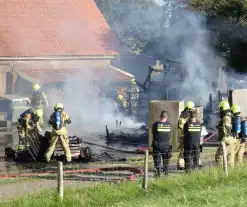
[155,168,161,178]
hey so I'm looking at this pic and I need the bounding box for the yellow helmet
[55,103,64,110]
[185,101,195,110]
[218,100,228,109]
[33,84,40,91]
[231,104,240,114]
[221,101,230,111]
[131,78,136,84]
[35,109,43,117]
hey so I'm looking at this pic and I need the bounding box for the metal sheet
[229,89,247,117]
[148,100,184,152]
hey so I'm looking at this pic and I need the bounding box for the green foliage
[188,0,247,25]
[3,165,247,207]
[95,0,162,54]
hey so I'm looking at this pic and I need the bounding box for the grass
[2,164,247,207]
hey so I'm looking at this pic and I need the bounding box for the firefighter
[45,103,72,163]
[215,101,235,168]
[17,109,42,151]
[116,87,128,115]
[34,108,44,134]
[231,104,246,165]
[183,110,202,173]
[177,101,195,170]
[28,83,48,124]
[152,111,172,177]
[128,78,139,115]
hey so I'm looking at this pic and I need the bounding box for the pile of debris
[105,124,148,146]
[5,130,93,163]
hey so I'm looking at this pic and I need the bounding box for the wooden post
[57,161,64,200]
[221,142,228,176]
[148,100,184,152]
[195,106,204,124]
[142,150,149,191]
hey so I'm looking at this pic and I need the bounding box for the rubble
[104,125,148,146]
[5,130,93,163]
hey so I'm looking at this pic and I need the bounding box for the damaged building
[0,0,135,125]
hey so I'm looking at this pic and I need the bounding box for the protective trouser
[235,139,246,164]
[45,127,71,162]
[184,144,200,173]
[215,136,235,168]
[35,106,44,126]
[153,147,170,176]
[177,135,185,169]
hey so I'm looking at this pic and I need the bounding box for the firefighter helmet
[231,104,240,114]
[33,84,40,91]
[54,103,64,110]
[185,101,195,110]
[221,101,230,111]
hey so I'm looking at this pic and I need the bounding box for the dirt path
[0,180,94,202]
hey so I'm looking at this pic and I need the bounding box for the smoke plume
[44,67,144,135]
[154,0,225,105]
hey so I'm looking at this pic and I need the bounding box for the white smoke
[44,68,144,135]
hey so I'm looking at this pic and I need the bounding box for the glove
[66,119,72,124]
[241,137,247,144]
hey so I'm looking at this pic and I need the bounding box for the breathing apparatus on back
[54,103,64,130]
[19,109,33,120]
[241,119,247,142]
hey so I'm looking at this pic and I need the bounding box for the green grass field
[2,164,247,207]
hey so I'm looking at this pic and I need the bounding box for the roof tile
[0,0,120,56]
[18,67,133,84]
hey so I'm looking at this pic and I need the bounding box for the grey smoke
[153,0,225,105]
[44,69,144,135]
[114,0,226,105]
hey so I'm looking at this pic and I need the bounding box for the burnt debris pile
[5,131,93,163]
[104,125,148,146]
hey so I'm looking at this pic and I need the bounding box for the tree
[188,0,247,25]
[188,0,247,71]
[95,0,162,54]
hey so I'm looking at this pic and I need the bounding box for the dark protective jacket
[183,120,202,150]
[152,121,171,151]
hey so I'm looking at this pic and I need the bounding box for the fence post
[221,142,228,176]
[142,150,149,191]
[57,161,64,200]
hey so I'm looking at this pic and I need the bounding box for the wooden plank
[25,129,41,159]
[195,106,204,123]
[54,152,80,157]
